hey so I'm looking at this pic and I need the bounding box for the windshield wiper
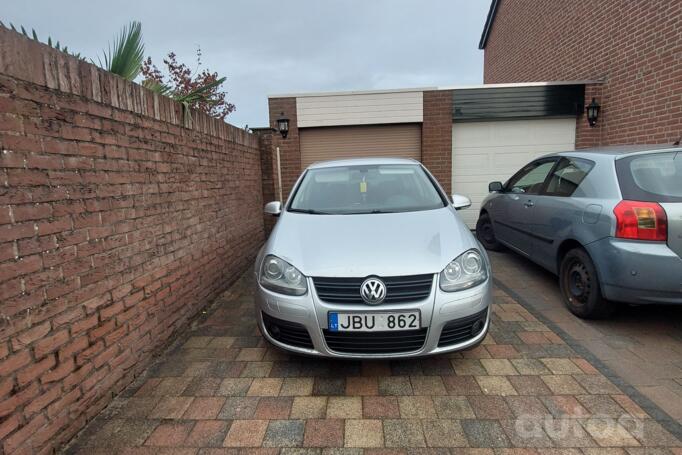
[288,208,331,215]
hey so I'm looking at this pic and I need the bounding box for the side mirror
[264,201,282,216]
[451,194,471,210]
[488,181,504,193]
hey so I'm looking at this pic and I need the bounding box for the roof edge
[479,0,500,50]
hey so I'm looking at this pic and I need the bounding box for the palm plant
[97,21,144,81]
[1,21,81,58]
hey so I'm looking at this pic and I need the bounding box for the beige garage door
[299,124,421,169]
[452,118,577,229]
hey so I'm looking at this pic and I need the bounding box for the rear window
[615,151,682,202]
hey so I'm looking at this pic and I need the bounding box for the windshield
[616,151,682,202]
[289,164,446,214]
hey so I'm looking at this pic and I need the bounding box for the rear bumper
[586,237,682,305]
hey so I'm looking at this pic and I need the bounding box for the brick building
[266,1,680,228]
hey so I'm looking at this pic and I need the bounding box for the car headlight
[259,255,307,296]
[439,249,488,292]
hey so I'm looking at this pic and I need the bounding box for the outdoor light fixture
[276,115,290,139]
[586,98,600,128]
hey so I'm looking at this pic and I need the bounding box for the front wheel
[559,248,615,319]
[476,213,503,251]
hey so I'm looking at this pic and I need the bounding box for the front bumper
[586,237,682,305]
[254,274,492,359]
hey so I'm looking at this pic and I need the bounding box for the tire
[476,213,504,251]
[559,248,615,319]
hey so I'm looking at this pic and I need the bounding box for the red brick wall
[0,28,264,454]
[267,97,300,201]
[483,0,682,145]
[422,90,453,194]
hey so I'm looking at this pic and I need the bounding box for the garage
[299,124,421,169]
[452,118,576,228]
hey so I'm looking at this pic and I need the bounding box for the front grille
[437,309,488,347]
[262,313,314,349]
[313,274,433,304]
[322,328,428,354]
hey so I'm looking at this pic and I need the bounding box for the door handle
[524,201,535,208]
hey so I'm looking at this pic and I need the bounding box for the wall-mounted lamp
[586,98,600,128]
[276,115,290,139]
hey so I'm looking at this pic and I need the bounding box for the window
[615,151,682,203]
[506,160,557,195]
[545,158,595,197]
[289,164,446,214]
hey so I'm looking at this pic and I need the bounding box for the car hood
[265,207,479,277]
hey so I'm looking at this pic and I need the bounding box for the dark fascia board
[479,0,500,50]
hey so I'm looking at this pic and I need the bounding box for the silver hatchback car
[476,145,681,318]
[254,158,492,358]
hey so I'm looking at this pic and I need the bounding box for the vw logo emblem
[360,277,386,305]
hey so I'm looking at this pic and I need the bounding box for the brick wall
[483,0,682,145]
[422,90,453,194]
[0,28,265,454]
[267,97,300,201]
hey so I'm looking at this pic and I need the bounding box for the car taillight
[613,200,667,241]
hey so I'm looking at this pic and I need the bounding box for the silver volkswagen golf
[254,158,492,358]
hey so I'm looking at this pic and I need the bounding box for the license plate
[328,311,420,332]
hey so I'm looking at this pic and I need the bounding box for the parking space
[65,270,682,453]
[489,250,682,423]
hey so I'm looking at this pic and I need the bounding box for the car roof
[307,157,421,169]
[542,144,681,160]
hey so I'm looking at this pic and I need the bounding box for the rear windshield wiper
[288,208,331,215]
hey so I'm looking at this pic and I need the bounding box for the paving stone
[421,419,467,447]
[505,396,550,418]
[280,377,315,396]
[379,377,413,396]
[304,419,344,448]
[480,359,519,376]
[363,396,401,418]
[581,418,640,447]
[314,378,346,396]
[345,419,384,448]
[254,396,293,419]
[573,374,621,395]
[223,419,268,447]
[507,376,552,395]
[410,376,447,395]
[327,396,363,418]
[468,395,514,419]
[248,378,283,396]
[541,359,584,375]
[144,422,192,446]
[218,378,253,396]
[183,397,227,419]
[218,397,259,419]
[291,396,328,419]
[576,395,626,417]
[432,396,475,419]
[383,419,426,448]
[346,376,379,396]
[442,376,482,395]
[486,344,521,359]
[149,397,194,419]
[182,377,222,397]
[541,375,586,395]
[398,396,437,418]
[185,420,229,447]
[451,359,487,375]
[263,419,305,447]
[511,359,551,376]
[241,362,274,378]
[476,376,518,396]
[461,420,510,448]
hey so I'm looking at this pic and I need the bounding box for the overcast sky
[3,0,490,128]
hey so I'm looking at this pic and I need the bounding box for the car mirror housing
[264,201,282,216]
[451,194,472,210]
[488,181,504,192]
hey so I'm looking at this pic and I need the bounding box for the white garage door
[299,124,421,170]
[452,118,576,228]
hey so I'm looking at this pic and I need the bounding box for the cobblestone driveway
[66,273,682,454]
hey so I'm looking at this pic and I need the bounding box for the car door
[494,158,559,256]
[531,157,596,271]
